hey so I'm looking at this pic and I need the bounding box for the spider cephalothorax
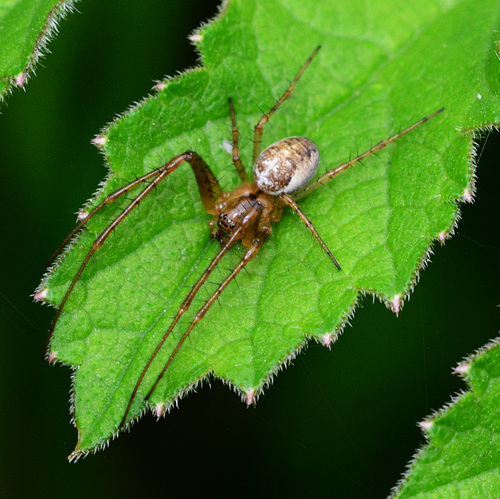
[211,136,320,248]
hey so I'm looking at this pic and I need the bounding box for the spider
[42,45,443,430]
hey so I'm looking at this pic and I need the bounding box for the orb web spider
[43,45,443,429]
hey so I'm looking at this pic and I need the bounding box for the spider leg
[252,45,321,163]
[294,107,445,200]
[45,151,222,352]
[47,167,175,265]
[227,98,249,183]
[119,203,265,428]
[280,193,341,270]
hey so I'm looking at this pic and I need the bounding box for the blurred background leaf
[395,340,500,497]
[0,0,76,100]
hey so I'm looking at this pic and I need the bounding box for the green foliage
[395,340,500,497]
[0,0,76,101]
[36,0,500,467]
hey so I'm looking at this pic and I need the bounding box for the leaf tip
[454,363,471,376]
[155,402,166,419]
[418,419,433,432]
[47,351,58,365]
[245,388,256,406]
[390,295,402,315]
[14,72,27,88]
[463,187,473,203]
[34,288,48,302]
[438,230,449,243]
[188,33,203,43]
[92,135,108,147]
[68,449,85,463]
[77,210,90,221]
[153,81,168,92]
[320,332,334,348]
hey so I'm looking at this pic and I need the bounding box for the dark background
[1,1,498,497]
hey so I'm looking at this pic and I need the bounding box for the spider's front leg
[252,45,321,162]
[44,150,222,352]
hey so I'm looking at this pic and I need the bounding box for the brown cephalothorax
[43,45,443,430]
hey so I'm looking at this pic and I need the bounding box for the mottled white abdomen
[253,136,320,195]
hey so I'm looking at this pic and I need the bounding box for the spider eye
[253,136,319,195]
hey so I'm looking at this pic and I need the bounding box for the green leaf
[0,0,76,101]
[37,0,500,457]
[394,340,500,497]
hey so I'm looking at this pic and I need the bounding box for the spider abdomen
[253,136,319,195]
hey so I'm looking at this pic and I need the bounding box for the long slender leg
[47,152,222,265]
[119,226,242,426]
[45,151,221,351]
[228,98,249,183]
[145,238,263,399]
[294,108,445,200]
[47,169,173,265]
[252,45,321,163]
[280,193,340,270]
[145,238,264,410]
[119,204,264,427]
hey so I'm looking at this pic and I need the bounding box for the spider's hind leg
[119,202,266,428]
[293,107,445,200]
